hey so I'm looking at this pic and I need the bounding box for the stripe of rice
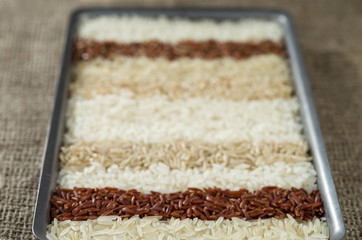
[60,140,311,171]
[57,162,317,193]
[73,39,286,61]
[46,216,329,240]
[64,96,303,144]
[71,55,292,100]
[78,16,283,43]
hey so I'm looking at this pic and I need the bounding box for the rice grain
[57,162,317,193]
[46,216,329,240]
[78,16,283,43]
[64,96,303,144]
[71,55,292,100]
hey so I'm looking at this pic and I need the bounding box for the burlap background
[0,0,361,239]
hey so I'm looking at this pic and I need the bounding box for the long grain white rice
[78,15,283,43]
[46,215,329,240]
[60,140,311,171]
[57,161,317,193]
[70,55,292,100]
[64,96,303,144]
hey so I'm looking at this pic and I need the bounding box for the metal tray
[32,8,345,240]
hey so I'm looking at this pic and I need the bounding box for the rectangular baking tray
[32,8,345,240]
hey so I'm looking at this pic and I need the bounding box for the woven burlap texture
[0,0,361,239]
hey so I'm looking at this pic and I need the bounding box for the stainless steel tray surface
[32,8,345,240]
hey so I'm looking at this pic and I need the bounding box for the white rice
[71,55,292,100]
[57,161,317,193]
[64,96,303,144]
[60,140,311,171]
[78,15,283,43]
[46,215,329,240]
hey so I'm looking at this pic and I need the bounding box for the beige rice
[46,215,328,240]
[70,55,292,100]
[60,140,311,171]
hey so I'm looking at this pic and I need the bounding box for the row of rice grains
[47,15,328,239]
[51,187,324,221]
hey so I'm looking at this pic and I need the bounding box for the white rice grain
[46,216,329,240]
[64,96,303,144]
[57,161,317,193]
[78,15,283,43]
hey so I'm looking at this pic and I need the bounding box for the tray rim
[32,7,345,240]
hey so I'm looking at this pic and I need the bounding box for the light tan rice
[60,140,311,171]
[70,55,292,100]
